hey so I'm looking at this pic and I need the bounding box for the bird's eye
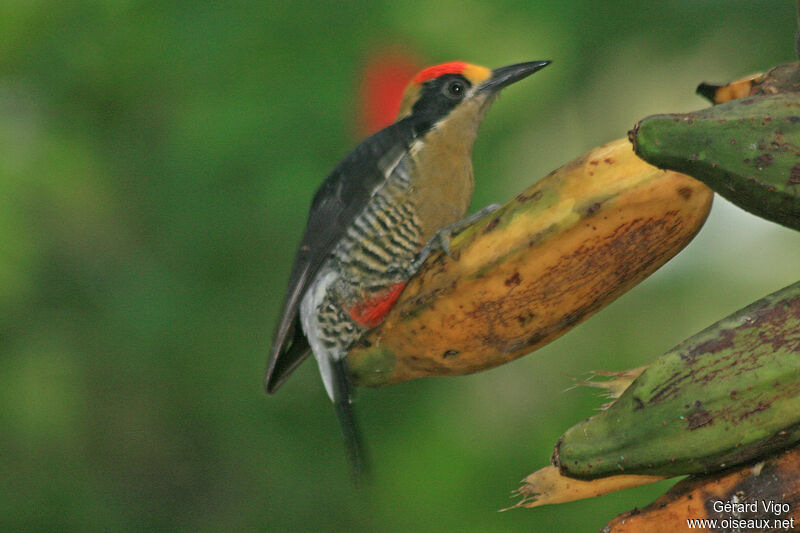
[444,80,465,99]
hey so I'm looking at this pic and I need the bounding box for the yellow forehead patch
[461,63,491,85]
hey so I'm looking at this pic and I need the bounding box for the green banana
[554,281,800,479]
[630,92,800,231]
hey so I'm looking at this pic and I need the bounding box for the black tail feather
[331,358,370,484]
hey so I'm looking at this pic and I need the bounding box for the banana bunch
[346,139,713,387]
[514,61,800,514]
[554,280,800,479]
[631,92,800,231]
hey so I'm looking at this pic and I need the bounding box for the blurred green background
[2,1,799,531]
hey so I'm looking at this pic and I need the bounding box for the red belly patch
[348,281,408,329]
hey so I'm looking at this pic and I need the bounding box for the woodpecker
[266,60,550,478]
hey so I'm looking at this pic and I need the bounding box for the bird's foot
[398,203,502,276]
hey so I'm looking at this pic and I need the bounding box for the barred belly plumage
[299,175,423,397]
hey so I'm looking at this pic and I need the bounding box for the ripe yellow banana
[604,445,800,532]
[346,139,713,386]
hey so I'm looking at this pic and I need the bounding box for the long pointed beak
[481,60,551,92]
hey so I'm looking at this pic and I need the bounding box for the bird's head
[396,60,550,136]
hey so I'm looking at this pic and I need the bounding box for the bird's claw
[403,203,503,277]
[439,203,502,252]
